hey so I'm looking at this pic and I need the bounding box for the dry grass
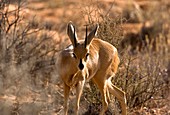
[0,0,169,115]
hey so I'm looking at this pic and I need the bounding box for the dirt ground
[0,0,170,115]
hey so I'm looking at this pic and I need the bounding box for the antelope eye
[85,53,89,59]
[72,53,77,59]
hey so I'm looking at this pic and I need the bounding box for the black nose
[78,59,84,70]
[78,64,84,70]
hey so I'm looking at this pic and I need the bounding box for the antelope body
[57,22,127,115]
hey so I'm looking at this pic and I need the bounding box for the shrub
[0,1,59,114]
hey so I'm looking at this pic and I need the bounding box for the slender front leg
[64,83,70,115]
[75,79,85,115]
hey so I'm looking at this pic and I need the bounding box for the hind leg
[99,83,109,115]
[92,78,109,115]
[106,87,111,103]
[108,82,127,115]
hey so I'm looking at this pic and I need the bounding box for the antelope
[56,22,127,115]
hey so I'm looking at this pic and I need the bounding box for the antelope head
[67,22,99,70]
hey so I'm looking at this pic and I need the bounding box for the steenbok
[57,22,127,115]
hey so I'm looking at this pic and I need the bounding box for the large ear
[85,24,99,47]
[67,21,78,47]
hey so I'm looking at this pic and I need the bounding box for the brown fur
[56,22,127,115]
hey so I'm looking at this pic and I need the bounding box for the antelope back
[58,22,119,83]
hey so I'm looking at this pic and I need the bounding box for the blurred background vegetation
[0,0,169,114]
